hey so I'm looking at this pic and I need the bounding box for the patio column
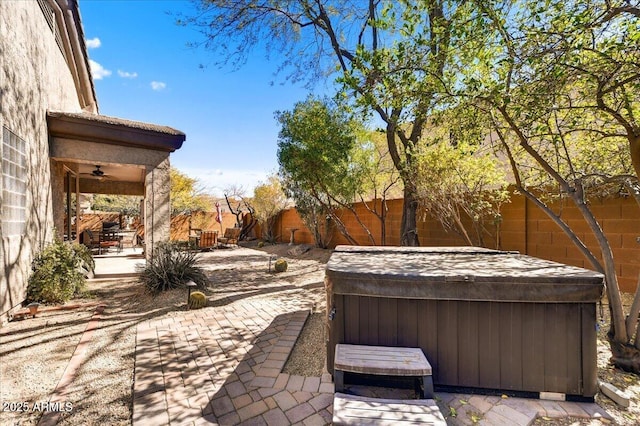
[144,156,171,260]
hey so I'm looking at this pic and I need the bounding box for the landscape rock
[288,244,313,256]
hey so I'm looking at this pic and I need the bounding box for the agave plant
[139,242,208,294]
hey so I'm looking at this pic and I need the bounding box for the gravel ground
[1,244,638,426]
[0,279,186,426]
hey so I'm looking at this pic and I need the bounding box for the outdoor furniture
[81,229,121,254]
[188,228,202,248]
[100,231,122,253]
[188,228,219,250]
[325,245,605,400]
[217,228,241,248]
[199,230,218,250]
[333,393,445,425]
[334,344,434,399]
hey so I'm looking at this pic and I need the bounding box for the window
[37,0,65,58]
[2,127,27,237]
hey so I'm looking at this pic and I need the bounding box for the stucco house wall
[0,1,86,318]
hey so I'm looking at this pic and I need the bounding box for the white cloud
[86,37,101,49]
[117,70,138,79]
[150,81,166,91]
[89,59,111,80]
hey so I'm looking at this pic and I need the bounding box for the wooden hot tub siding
[327,295,597,397]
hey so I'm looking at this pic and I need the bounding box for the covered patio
[47,111,185,260]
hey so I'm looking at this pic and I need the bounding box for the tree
[223,184,257,239]
[252,175,291,243]
[180,0,485,245]
[414,107,509,247]
[280,176,333,248]
[91,194,140,216]
[351,129,403,246]
[463,0,640,372]
[170,167,209,214]
[276,97,377,245]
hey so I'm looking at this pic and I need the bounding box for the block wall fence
[272,194,640,293]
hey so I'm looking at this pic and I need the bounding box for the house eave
[47,111,185,152]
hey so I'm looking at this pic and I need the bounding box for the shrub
[188,291,207,309]
[27,239,88,303]
[274,258,288,272]
[72,243,95,277]
[139,242,208,294]
[257,241,265,248]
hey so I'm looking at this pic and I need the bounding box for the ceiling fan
[80,165,114,181]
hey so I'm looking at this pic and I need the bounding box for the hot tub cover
[326,246,605,303]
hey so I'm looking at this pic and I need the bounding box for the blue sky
[80,0,321,197]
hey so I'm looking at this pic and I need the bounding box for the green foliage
[181,0,493,245]
[277,97,384,245]
[274,258,288,273]
[281,177,333,248]
[252,175,290,243]
[456,0,640,348]
[91,194,140,215]
[457,0,637,196]
[27,239,89,303]
[416,108,509,247]
[352,130,403,202]
[257,241,265,248]
[188,291,207,309]
[171,168,209,214]
[72,243,95,277]
[276,97,362,204]
[139,242,208,294]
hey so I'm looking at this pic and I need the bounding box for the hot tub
[325,246,605,399]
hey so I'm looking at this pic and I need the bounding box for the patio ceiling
[48,111,186,195]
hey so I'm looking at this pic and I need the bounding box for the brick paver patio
[130,247,613,425]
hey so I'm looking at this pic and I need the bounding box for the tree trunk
[381,199,387,246]
[607,337,640,374]
[400,186,420,246]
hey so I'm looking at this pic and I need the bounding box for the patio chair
[81,229,121,254]
[199,230,218,250]
[217,228,241,248]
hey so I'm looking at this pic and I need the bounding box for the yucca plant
[139,242,208,294]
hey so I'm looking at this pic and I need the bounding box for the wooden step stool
[333,393,446,425]
[334,344,434,399]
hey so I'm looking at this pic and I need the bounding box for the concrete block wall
[273,193,639,293]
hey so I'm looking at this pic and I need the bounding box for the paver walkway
[131,248,612,425]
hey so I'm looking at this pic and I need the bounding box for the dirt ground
[0,242,638,425]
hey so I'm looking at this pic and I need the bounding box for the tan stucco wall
[144,158,172,259]
[0,1,83,319]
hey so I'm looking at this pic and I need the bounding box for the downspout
[47,0,78,92]
[56,0,97,113]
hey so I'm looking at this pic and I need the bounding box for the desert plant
[139,242,208,294]
[257,241,265,248]
[188,291,207,309]
[72,242,95,277]
[274,258,288,273]
[27,239,88,303]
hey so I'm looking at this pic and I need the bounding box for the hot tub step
[333,392,446,425]
[334,344,434,398]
